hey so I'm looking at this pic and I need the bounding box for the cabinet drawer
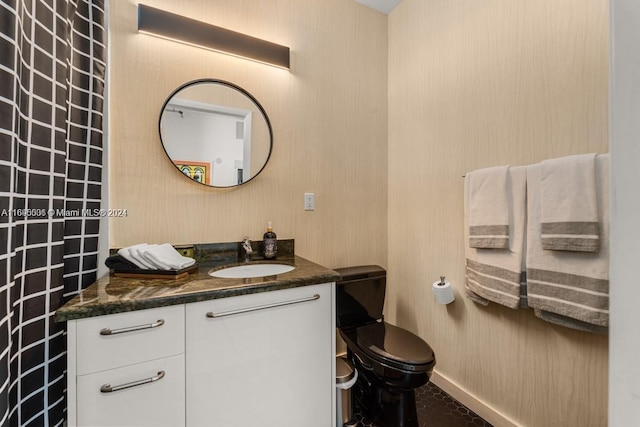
[76,354,185,427]
[75,305,184,375]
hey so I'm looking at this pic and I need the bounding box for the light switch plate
[304,193,315,211]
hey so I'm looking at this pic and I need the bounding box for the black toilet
[335,265,436,427]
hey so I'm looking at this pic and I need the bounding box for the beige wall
[387,1,609,426]
[108,0,388,268]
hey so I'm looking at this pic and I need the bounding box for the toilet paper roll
[432,280,455,304]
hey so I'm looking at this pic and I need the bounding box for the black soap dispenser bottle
[263,222,277,259]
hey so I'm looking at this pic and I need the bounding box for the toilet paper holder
[432,275,455,304]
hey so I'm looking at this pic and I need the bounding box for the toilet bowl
[335,265,436,427]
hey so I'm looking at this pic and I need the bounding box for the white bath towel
[540,153,600,252]
[467,165,511,249]
[142,243,196,270]
[139,244,172,270]
[117,244,154,270]
[128,244,159,269]
[526,154,609,328]
[464,166,527,308]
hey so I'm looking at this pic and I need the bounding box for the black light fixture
[137,4,290,70]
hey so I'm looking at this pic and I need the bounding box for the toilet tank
[335,265,386,329]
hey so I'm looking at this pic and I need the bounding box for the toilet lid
[355,322,435,371]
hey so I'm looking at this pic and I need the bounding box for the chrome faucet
[241,237,253,262]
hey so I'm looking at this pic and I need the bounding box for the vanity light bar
[137,4,290,70]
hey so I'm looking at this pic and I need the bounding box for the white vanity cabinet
[66,305,185,427]
[185,283,335,427]
[65,282,336,427]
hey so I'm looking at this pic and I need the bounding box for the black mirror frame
[158,78,273,188]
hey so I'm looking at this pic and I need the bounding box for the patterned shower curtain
[0,0,106,426]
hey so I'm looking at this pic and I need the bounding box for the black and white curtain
[0,0,106,426]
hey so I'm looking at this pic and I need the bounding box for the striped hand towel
[468,165,510,249]
[533,309,608,334]
[540,153,600,252]
[525,155,609,328]
[464,166,527,308]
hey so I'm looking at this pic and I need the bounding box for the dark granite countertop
[56,255,340,322]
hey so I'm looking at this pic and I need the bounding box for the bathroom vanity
[56,255,339,427]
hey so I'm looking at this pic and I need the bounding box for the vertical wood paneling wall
[108,0,388,268]
[387,1,609,426]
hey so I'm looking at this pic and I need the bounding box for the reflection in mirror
[159,79,272,188]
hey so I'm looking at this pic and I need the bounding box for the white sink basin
[209,263,295,279]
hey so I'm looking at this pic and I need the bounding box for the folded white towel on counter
[129,244,159,269]
[467,165,510,249]
[117,243,196,270]
[141,252,171,270]
[464,166,527,308]
[526,154,609,328]
[116,247,139,268]
[540,153,600,252]
[140,245,172,269]
[117,244,155,270]
[142,243,196,270]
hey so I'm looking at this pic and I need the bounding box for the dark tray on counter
[112,263,199,279]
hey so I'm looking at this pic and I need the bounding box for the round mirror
[159,79,272,188]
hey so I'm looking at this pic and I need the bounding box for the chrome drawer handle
[100,370,165,393]
[206,294,320,318]
[99,319,165,336]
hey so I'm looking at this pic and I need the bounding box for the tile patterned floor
[350,382,493,427]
